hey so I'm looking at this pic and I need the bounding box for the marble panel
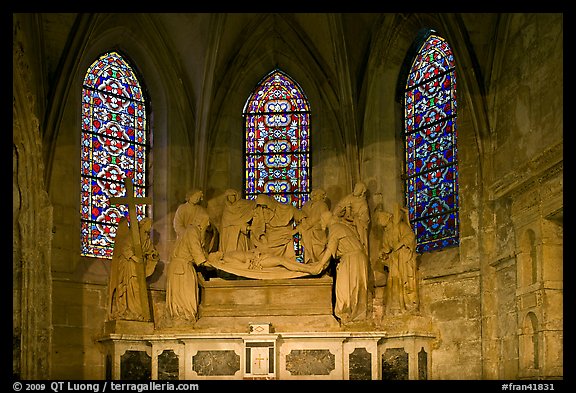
[158,350,179,380]
[285,349,335,375]
[348,347,372,380]
[381,347,408,380]
[120,350,151,380]
[418,347,428,380]
[192,350,240,376]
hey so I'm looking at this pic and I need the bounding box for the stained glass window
[243,69,311,208]
[404,33,459,253]
[243,69,310,261]
[80,51,150,258]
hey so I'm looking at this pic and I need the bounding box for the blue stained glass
[404,34,459,253]
[80,51,149,259]
[243,69,311,209]
[243,69,311,262]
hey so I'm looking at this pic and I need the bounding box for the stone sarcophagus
[197,274,337,331]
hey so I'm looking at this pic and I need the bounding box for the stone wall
[482,13,563,379]
[13,15,54,380]
[12,13,563,380]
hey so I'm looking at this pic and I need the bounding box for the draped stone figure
[107,217,157,321]
[206,248,318,279]
[173,189,206,238]
[219,188,256,253]
[298,189,329,264]
[375,203,419,315]
[166,211,212,321]
[174,188,217,252]
[309,211,369,324]
[250,194,301,259]
[334,181,370,253]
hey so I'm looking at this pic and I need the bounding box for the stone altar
[98,328,435,380]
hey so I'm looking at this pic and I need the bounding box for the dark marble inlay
[158,350,179,380]
[105,354,112,380]
[245,342,275,375]
[120,350,151,380]
[192,350,240,376]
[286,349,335,375]
[381,347,408,380]
[349,347,372,380]
[269,347,274,373]
[418,347,428,380]
[246,348,251,374]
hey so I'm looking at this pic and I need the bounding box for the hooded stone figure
[376,203,419,315]
[173,189,206,239]
[166,211,212,321]
[308,210,370,324]
[107,217,157,321]
[173,188,217,252]
[219,189,256,253]
[334,181,370,253]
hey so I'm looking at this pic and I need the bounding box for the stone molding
[488,141,562,202]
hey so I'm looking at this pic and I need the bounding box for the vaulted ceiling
[32,13,501,105]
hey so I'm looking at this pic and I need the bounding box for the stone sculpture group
[106,180,420,326]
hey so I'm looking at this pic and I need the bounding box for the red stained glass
[243,69,310,209]
[243,70,311,262]
[404,34,459,253]
[80,52,149,258]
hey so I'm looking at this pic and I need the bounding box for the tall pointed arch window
[80,51,150,258]
[404,32,459,253]
[243,69,311,208]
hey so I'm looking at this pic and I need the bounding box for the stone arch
[518,228,538,287]
[520,311,540,370]
[206,13,349,203]
[46,13,182,273]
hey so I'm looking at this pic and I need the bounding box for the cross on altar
[254,354,266,369]
[251,347,269,375]
[109,176,153,321]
